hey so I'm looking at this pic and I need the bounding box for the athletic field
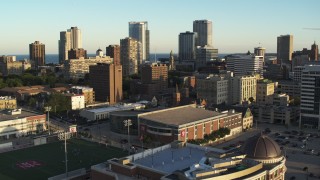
[0,138,126,180]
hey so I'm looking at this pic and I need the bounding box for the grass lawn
[0,138,126,180]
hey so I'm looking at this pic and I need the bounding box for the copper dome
[241,133,282,159]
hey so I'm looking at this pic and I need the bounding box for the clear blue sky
[1,0,320,55]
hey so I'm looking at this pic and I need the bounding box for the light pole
[44,106,52,135]
[123,119,132,155]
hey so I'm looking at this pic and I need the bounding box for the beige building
[229,75,257,105]
[256,79,275,105]
[120,37,142,76]
[70,86,95,105]
[242,108,253,130]
[0,96,17,110]
[0,56,30,76]
[64,56,113,79]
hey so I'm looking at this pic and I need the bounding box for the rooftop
[0,109,44,122]
[139,105,222,126]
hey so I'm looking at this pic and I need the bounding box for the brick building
[138,104,242,144]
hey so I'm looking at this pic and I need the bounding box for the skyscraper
[179,31,198,61]
[196,45,218,69]
[59,26,82,64]
[89,63,122,105]
[300,65,320,130]
[277,35,293,61]
[310,41,318,61]
[120,37,142,76]
[129,21,149,63]
[106,45,121,65]
[193,20,212,47]
[29,41,45,69]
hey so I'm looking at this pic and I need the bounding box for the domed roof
[241,133,282,159]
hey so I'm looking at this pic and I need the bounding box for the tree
[249,97,254,103]
[28,97,37,107]
[6,78,23,87]
[0,78,7,88]
[46,93,70,113]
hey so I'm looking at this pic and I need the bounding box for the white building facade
[59,26,82,63]
[226,55,264,77]
[129,21,149,63]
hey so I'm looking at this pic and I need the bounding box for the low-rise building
[63,93,85,110]
[69,86,95,106]
[79,103,145,122]
[0,109,46,139]
[0,96,17,110]
[138,104,243,144]
[90,133,286,180]
[0,85,50,101]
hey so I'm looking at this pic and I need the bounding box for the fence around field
[48,168,86,180]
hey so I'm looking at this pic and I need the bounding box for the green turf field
[0,138,126,180]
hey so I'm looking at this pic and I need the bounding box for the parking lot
[212,123,320,180]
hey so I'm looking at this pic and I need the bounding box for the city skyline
[1,0,320,55]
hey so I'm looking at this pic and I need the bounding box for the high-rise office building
[29,41,45,69]
[120,37,142,76]
[129,21,149,63]
[196,45,218,69]
[89,63,122,105]
[68,48,87,59]
[59,26,82,64]
[179,31,198,61]
[193,20,212,47]
[226,55,264,77]
[310,41,319,61]
[277,35,293,61]
[106,45,121,65]
[254,47,266,58]
[300,65,320,129]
